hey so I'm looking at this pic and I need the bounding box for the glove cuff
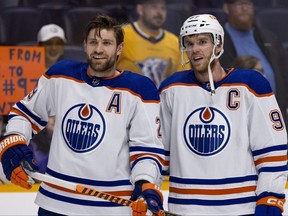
[142,183,164,201]
[256,196,285,212]
[0,134,27,160]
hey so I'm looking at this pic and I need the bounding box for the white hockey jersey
[6,60,165,215]
[159,68,288,215]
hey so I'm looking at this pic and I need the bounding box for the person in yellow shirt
[116,0,190,87]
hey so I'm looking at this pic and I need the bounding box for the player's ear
[116,42,124,55]
[214,41,223,56]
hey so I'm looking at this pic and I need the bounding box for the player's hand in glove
[131,180,164,216]
[0,134,38,189]
[255,193,285,216]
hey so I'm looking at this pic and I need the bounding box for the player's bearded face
[87,52,116,72]
[85,29,118,73]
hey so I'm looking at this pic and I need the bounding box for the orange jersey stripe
[255,155,287,166]
[10,107,41,133]
[130,153,166,166]
[170,185,256,195]
[45,182,132,197]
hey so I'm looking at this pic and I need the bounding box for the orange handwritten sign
[0,46,46,115]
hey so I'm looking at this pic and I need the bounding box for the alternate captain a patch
[61,104,106,153]
[183,107,231,156]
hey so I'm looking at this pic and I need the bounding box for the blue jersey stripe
[16,101,47,127]
[258,165,287,173]
[252,144,287,156]
[39,187,122,207]
[130,146,166,155]
[168,196,256,206]
[170,175,258,185]
[131,156,162,173]
[46,168,131,187]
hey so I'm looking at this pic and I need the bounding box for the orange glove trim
[131,199,147,216]
[154,210,166,216]
[257,196,285,212]
[142,183,164,201]
[0,134,27,160]
[10,166,32,189]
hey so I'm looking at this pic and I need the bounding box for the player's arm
[0,133,38,189]
[129,77,164,183]
[248,85,287,215]
[129,99,163,183]
[157,86,173,186]
[128,78,165,215]
[0,75,54,188]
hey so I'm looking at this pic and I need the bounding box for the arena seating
[0,0,287,60]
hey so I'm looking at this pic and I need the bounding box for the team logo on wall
[62,103,106,153]
[183,107,230,156]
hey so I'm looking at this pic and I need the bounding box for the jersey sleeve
[6,74,54,141]
[248,91,287,197]
[129,78,165,186]
[159,88,173,180]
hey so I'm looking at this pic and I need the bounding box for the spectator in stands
[37,24,67,68]
[116,0,190,87]
[231,55,265,76]
[221,0,288,130]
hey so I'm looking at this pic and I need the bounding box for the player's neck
[195,62,226,84]
[88,67,120,78]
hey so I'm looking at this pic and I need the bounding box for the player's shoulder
[45,59,87,80]
[159,70,194,92]
[119,70,160,101]
[122,70,158,89]
[227,68,272,95]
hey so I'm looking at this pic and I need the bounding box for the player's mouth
[193,56,204,62]
[92,55,106,60]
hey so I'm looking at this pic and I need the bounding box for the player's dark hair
[84,14,124,46]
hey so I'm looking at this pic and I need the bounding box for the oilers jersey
[159,68,288,215]
[116,22,190,87]
[6,60,165,215]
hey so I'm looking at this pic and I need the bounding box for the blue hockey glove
[255,193,285,216]
[0,134,38,189]
[131,180,147,201]
[255,205,282,216]
[131,180,164,216]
